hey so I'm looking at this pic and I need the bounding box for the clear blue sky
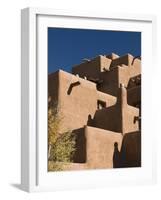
[48,28,141,74]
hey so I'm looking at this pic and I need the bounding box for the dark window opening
[97,100,106,109]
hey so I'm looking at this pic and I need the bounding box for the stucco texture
[48,53,141,170]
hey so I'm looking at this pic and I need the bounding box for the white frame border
[21,7,157,192]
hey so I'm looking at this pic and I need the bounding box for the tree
[48,100,76,171]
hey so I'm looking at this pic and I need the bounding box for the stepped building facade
[48,53,141,170]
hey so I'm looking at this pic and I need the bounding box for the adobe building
[48,53,141,170]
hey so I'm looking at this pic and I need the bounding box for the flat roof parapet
[106,53,119,60]
[72,55,111,78]
[127,74,141,88]
[57,69,97,90]
[110,54,134,68]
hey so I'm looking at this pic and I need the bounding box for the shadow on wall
[113,142,121,168]
[113,131,141,168]
[67,81,81,95]
[72,128,86,163]
[87,114,95,126]
[72,127,141,168]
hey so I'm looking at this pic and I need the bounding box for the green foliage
[50,131,76,162]
[48,102,61,145]
[48,100,76,171]
[48,161,64,171]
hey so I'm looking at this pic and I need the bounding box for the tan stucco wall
[99,58,141,96]
[110,54,134,68]
[106,53,119,60]
[49,129,140,170]
[49,70,117,133]
[127,85,141,106]
[85,126,122,169]
[120,131,141,167]
[96,90,117,107]
[58,70,97,133]
[48,53,141,170]
[118,61,141,87]
[71,54,141,97]
[48,70,139,134]
[93,84,139,134]
[72,55,111,79]
[122,105,139,134]
[99,66,119,96]
[48,71,59,102]
[93,105,121,132]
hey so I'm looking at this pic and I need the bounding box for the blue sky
[48,28,141,74]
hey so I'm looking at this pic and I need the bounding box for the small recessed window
[97,100,106,109]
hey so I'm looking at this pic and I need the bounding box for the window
[97,100,106,109]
